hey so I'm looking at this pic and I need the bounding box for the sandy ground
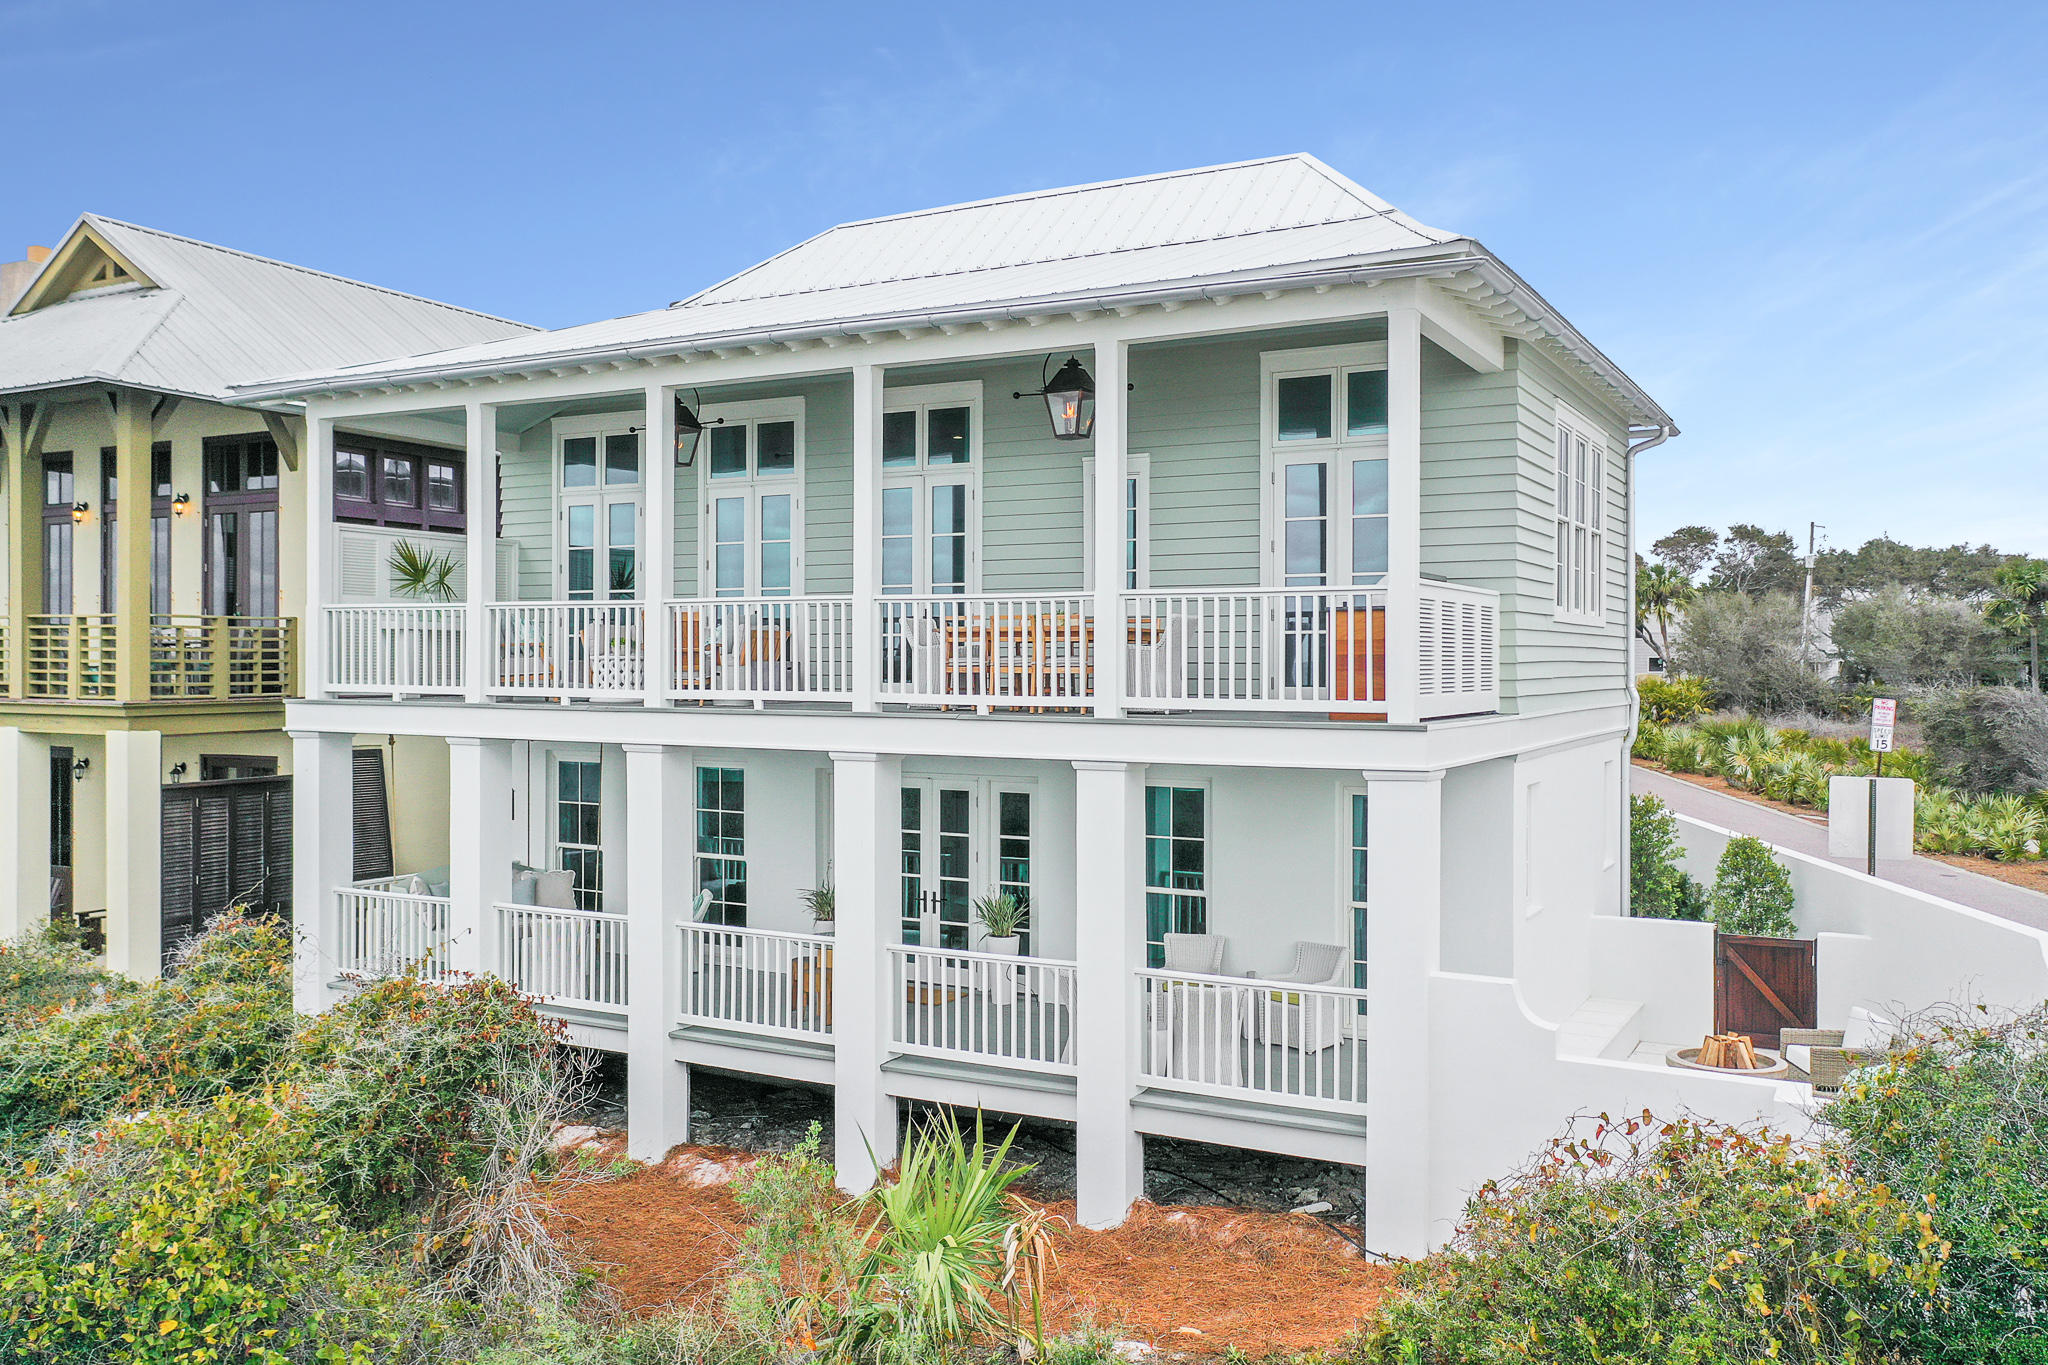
[543,1139,1396,1357]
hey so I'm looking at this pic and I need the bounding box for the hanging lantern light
[1015,355,1096,441]
[673,391,724,466]
[71,500,89,523]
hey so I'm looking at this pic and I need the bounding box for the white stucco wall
[1512,736,1626,1023]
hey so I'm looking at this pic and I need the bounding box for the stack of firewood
[1697,1032,1761,1069]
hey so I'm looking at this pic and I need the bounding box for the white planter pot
[981,934,1021,956]
[813,920,835,937]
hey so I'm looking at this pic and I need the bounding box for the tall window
[1553,408,1606,624]
[99,443,172,615]
[334,438,465,531]
[696,766,746,926]
[996,790,1033,953]
[203,435,281,616]
[556,759,603,911]
[1144,785,1207,967]
[880,387,977,596]
[1348,792,1369,1012]
[1082,454,1150,589]
[561,426,640,600]
[41,453,74,614]
[702,407,802,598]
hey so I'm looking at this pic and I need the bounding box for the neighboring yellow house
[0,216,531,977]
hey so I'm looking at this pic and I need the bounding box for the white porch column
[102,728,162,979]
[462,403,499,705]
[625,742,691,1160]
[1364,769,1443,1256]
[447,736,519,978]
[1383,307,1424,726]
[849,366,883,713]
[1088,342,1128,719]
[831,749,900,1190]
[303,413,335,700]
[290,729,354,1013]
[1072,758,1147,1228]
[0,727,52,940]
[642,386,675,709]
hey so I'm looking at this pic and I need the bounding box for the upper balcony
[0,613,295,703]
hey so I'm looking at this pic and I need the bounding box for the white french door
[1273,453,1388,589]
[880,476,974,596]
[558,427,642,600]
[897,779,1034,951]
[707,488,796,597]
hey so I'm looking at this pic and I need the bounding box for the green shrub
[293,973,568,1230]
[1354,1114,1943,1364]
[1637,672,1712,724]
[0,923,125,1029]
[1628,795,1707,921]
[1919,685,2048,796]
[0,1089,419,1364]
[0,913,295,1145]
[1818,1005,2048,1363]
[1709,836,1798,937]
[1630,721,1666,761]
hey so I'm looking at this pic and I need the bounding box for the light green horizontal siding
[501,426,552,600]
[1131,338,1262,589]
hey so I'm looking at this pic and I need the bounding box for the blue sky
[5,1,2044,556]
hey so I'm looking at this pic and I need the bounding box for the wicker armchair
[1779,1028,1878,1092]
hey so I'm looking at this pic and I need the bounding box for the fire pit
[1667,1032,1791,1079]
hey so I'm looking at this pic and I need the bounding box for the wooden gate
[161,775,293,972]
[1714,933,1816,1048]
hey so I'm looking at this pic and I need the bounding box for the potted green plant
[800,884,836,937]
[387,541,459,602]
[973,892,1027,956]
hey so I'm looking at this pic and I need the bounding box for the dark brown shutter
[265,782,293,913]
[352,748,393,882]
[160,792,196,952]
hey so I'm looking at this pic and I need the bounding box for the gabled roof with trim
[232,156,1674,430]
[0,215,533,402]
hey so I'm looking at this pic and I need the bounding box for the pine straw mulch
[1634,759,2048,897]
[542,1140,1396,1357]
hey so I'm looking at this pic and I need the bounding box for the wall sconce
[71,501,89,523]
[168,761,188,783]
[171,491,192,515]
[673,391,723,467]
[1014,356,1097,441]
[71,755,90,780]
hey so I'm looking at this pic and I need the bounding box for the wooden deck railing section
[17,614,295,701]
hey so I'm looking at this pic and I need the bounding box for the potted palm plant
[800,884,836,937]
[973,892,1026,955]
[388,541,459,601]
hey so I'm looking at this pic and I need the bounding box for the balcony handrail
[876,592,1095,708]
[676,920,836,1041]
[884,942,1077,969]
[486,600,647,699]
[1120,585,1390,713]
[889,943,1078,1075]
[667,596,856,701]
[1134,965,1367,1113]
[494,901,630,1011]
[325,603,467,696]
[1132,963,1370,998]
[334,881,456,983]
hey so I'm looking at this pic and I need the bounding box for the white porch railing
[877,595,1093,707]
[324,605,467,696]
[887,945,1077,1075]
[334,877,456,982]
[495,903,629,1011]
[1135,968,1367,1112]
[1121,587,1388,712]
[669,597,856,701]
[1416,581,1501,719]
[487,601,647,699]
[677,922,836,1041]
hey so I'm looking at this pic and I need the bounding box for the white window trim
[1080,452,1151,590]
[880,381,983,596]
[1143,777,1212,958]
[551,415,646,601]
[531,743,623,912]
[1257,342,1392,589]
[1551,399,1608,627]
[698,396,806,599]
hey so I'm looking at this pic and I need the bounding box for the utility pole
[1798,521,1823,668]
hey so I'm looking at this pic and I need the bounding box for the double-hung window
[556,758,604,911]
[1144,785,1207,967]
[1347,791,1369,1013]
[696,766,747,926]
[1552,405,1607,624]
[701,401,803,598]
[879,384,978,596]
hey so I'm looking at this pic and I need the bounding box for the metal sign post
[1867,698,1896,875]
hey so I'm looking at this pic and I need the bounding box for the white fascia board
[281,697,1630,775]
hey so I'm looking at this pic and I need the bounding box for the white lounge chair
[1162,931,1227,975]
[1249,941,1354,1053]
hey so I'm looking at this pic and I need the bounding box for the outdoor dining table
[934,610,1164,705]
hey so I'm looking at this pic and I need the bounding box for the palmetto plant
[1985,558,2048,689]
[387,540,459,602]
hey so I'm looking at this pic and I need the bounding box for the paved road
[1632,764,2048,934]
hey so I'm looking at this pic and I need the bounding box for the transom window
[334,438,465,531]
[1553,405,1607,624]
[699,402,804,598]
[1144,785,1207,967]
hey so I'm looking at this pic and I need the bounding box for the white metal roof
[230,156,1673,430]
[0,214,533,401]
